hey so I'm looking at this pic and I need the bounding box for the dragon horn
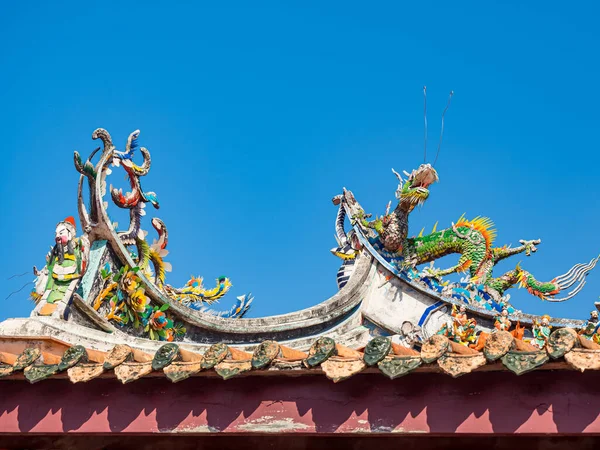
[391,168,404,185]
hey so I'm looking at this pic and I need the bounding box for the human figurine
[437,304,478,346]
[494,308,512,331]
[470,309,525,351]
[579,310,599,341]
[436,320,455,340]
[452,304,468,327]
[455,318,478,346]
[531,315,552,350]
[31,217,89,319]
[438,304,466,339]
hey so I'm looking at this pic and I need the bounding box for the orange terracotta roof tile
[0,328,597,385]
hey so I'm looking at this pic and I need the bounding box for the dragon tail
[517,271,560,300]
[200,293,254,319]
[518,255,600,302]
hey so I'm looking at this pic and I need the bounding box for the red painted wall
[0,371,599,435]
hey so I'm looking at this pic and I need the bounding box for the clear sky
[1,1,599,322]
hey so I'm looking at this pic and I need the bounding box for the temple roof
[1,321,599,385]
[3,127,599,391]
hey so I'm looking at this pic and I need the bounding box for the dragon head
[393,164,439,210]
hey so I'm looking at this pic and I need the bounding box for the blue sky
[1,1,599,322]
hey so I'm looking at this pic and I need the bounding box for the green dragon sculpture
[355,164,598,302]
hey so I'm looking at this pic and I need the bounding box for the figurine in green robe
[531,315,552,349]
[579,310,599,341]
[31,217,88,319]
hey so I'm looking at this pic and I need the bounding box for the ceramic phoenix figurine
[531,315,552,349]
[31,217,89,319]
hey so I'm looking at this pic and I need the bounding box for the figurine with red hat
[31,216,89,318]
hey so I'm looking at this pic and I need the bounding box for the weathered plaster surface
[1,371,600,435]
[0,314,371,354]
[1,251,375,350]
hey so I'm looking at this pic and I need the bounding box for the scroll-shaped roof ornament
[29,129,254,341]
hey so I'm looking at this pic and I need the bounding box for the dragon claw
[421,263,442,280]
[351,209,373,228]
[519,239,541,256]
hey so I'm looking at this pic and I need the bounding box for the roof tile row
[0,328,599,385]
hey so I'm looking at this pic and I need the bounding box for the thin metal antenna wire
[433,90,454,167]
[423,86,428,163]
[4,281,33,301]
[7,271,29,280]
